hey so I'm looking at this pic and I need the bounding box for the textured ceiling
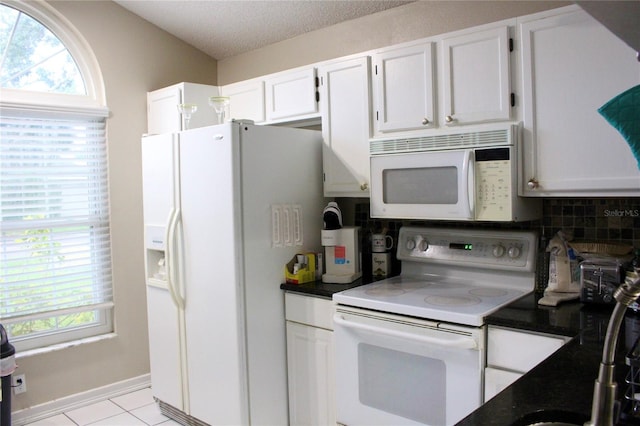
[114,0,414,60]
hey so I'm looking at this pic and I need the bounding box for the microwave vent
[370,127,514,154]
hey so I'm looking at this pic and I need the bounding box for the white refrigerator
[141,122,325,425]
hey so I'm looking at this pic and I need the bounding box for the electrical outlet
[12,374,26,394]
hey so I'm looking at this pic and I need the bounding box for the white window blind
[0,112,113,350]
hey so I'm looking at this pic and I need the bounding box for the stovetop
[333,226,538,327]
[333,275,530,326]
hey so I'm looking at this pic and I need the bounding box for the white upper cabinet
[318,56,372,197]
[147,82,219,135]
[265,67,319,123]
[220,78,265,123]
[519,6,640,196]
[220,67,319,125]
[372,24,513,137]
[441,26,512,126]
[373,42,436,133]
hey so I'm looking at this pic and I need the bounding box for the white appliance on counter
[141,122,324,425]
[333,226,537,426]
[369,123,541,221]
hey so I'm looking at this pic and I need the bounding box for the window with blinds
[1,2,112,351]
[0,112,113,351]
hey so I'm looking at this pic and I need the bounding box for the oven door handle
[333,313,478,349]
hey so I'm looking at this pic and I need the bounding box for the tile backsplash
[351,197,640,291]
[542,198,640,245]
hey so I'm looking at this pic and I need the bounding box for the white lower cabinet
[484,326,569,402]
[285,292,336,426]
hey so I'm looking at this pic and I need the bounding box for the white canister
[372,252,391,280]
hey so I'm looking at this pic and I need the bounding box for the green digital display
[450,243,473,250]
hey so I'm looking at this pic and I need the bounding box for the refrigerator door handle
[174,209,187,305]
[166,208,185,309]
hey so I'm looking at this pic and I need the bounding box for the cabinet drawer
[285,292,334,330]
[487,326,567,372]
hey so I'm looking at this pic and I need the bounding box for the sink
[510,410,589,426]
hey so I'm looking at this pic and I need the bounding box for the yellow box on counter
[284,253,317,284]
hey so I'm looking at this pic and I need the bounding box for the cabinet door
[484,367,522,402]
[486,326,567,402]
[441,26,511,125]
[147,83,219,134]
[265,67,318,122]
[286,321,335,426]
[147,86,182,135]
[319,57,372,197]
[221,78,265,123]
[520,8,640,196]
[373,42,435,133]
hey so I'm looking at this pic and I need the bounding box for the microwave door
[370,150,474,220]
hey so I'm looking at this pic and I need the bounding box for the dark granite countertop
[460,293,640,426]
[280,278,365,298]
[280,284,640,425]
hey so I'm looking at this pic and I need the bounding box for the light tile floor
[25,388,181,426]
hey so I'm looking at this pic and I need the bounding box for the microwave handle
[463,150,474,219]
[333,313,478,349]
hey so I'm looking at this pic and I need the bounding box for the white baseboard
[11,374,151,425]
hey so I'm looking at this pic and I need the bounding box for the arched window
[0,1,113,351]
[0,3,84,94]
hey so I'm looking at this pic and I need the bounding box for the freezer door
[146,284,183,409]
[141,134,178,233]
[141,133,185,410]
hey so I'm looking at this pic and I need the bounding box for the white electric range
[332,226,538,426]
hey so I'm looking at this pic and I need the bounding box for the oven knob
[508,246,521,259]
[492,244,505,257]
[417,238,429,252]
[406,239,416,250]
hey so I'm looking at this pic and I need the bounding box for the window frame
[1,0,107,112]
[1,0,112,352]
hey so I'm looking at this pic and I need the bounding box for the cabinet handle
[527,179,539,190]
[445,115,455,123]
[360,182,369,191]
[422,118,430,125]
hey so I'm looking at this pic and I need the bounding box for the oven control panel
[397,226,537,272]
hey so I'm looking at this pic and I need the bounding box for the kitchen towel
[598,84,640,169]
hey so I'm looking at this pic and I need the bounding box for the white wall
[217,0,569,84]
[12,0,217,411]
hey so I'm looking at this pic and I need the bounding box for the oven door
[333,306,484,426]
[370,149,474,220]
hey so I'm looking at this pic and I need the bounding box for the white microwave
[369,124,540,222]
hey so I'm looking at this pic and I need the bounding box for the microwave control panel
[475,148,512,221]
